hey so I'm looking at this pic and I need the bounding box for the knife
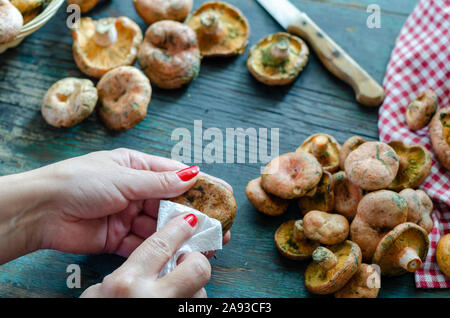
[256,0,385,107]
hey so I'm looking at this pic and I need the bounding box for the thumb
[120,165,200,200]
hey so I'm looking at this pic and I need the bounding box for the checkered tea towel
[378,0,450,288]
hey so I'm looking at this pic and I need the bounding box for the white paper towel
[157,200,223,278]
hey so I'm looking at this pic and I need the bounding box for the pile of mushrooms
[246,132,436,297]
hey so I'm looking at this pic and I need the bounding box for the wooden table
[0,0,448,298]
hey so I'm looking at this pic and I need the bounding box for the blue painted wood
[0,0,448,298]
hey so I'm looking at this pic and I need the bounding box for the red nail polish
[176,165,200,182]
[184,214,197,227]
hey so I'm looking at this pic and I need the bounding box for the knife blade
[256,0,385,107]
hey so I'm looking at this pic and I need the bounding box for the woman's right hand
[81,213,210,298]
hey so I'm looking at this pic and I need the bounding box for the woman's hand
[0,148,231,263]
[81,213,210,298]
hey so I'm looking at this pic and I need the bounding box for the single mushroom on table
[67,0,101,13]
[133,0,193,25]
[345,141,400,191]
[247,32,309,86]
[400,189,433,233]
[332,171,363,220]
[436,234,450,277]
[297,134,340,173]
[304,241,362,295]
[261,152,323,199]
[171,176,236,235]
[246,177,290,216]
[186,1,249,57]
[0,0,23,44]
[302,210,349,245]
[97,66,152,131]
[298,171,334,215]
[41,77,98,128]
[387,141,432,191]
[372,223,429,276]
[138,20,201,89]
[274,220,320,261]
[406,89,438,131]
[339,136,366,170]
[334,263,380,298]
[350,190,408,261]
[429,106,450,171]
[72,17,143,79]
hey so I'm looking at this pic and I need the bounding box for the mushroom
[297,134,340,173]
[41,77,98,128]
[247,32,309,86]
[186,1,249,57]
[261,152,322,199]
[11,0,45,24]
[274,220,320,261]
[133,0,193,25]
[97,66,151,131]
[304,241,362,295]
[400,189,433,233]
[298,171,334,215]
[332,171,363,220]
[387,141,432,191]
[171,176,236,235]
[137,20,201,89]
[339,136,366,170]
[429,106,450,171]
[350,190,408,261]
[372,222,429,276]
[72,17,143,79]
[406,89,438,131]
[0,0,23,44]
[302,210,349,245]
[334,263,380,298]
[66,0,100,13]
[345,141,400,191]
[246,177,289,216]
[436,234,450,277]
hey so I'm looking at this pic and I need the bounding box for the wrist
[0,168,56,263]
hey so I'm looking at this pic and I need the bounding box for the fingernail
[184,213,197,227]
[176,165,200,182]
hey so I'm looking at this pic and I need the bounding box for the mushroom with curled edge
[302,210,349,245]
[304,242,362,295]
[332,171,363,220]
[133,0,193,25]
[138,20,201,89]
[387,141,432,191]
[297,134,340,173]
[339,136,366,170]
[0,0,23,44]
[372,223,429,276]
[274,220,320,261]
[246,177,289,216]
[334,264,380,298]
[406,89,438,131]
[429,106,450,171]
[72,17,143,79]
[186,1,249,57]
[298,171,334,215]
[261,152,322,199]
[247,32,309,86]
[400,189,433,233]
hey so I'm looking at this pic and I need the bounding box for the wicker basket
[0,0,65,54]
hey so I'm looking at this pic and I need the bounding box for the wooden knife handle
[288,13,385,107]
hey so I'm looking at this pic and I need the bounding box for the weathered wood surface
[0,0,448,298]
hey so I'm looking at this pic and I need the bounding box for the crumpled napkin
[156,200,223,278]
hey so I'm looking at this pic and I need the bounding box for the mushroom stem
[398,247,422,272]
[94,19,118,47]
[293,220,306,242]
[200,12,222,35]
[312,135,329,157]
[269,37,290,63]
[313,247,338,271]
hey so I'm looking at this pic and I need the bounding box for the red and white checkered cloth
[379,0,450,288]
